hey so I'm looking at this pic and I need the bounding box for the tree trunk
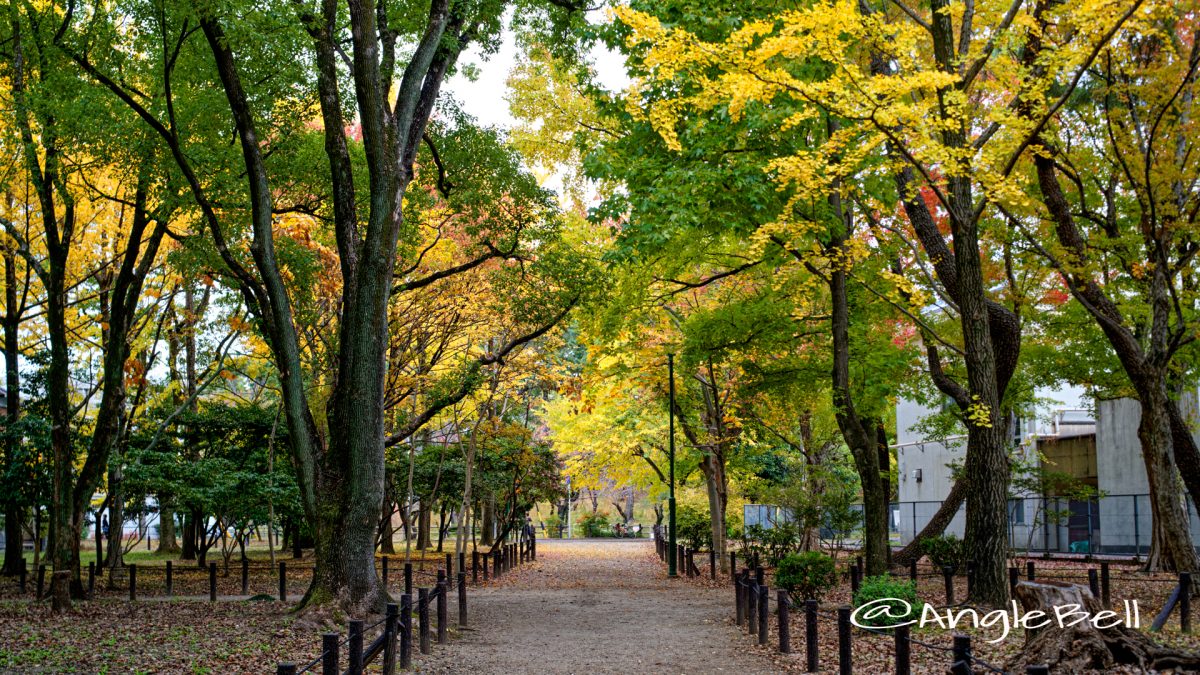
[379,492,396,554]
[416,500,432,551]
[480,498,495,547]
[2,245,24,577]
[156,502,180,554]
[1137,380,1199,572]
[892,478,967,566]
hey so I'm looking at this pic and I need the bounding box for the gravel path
[417,539,781,674]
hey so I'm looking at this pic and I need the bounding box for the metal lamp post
[667,352,677,578]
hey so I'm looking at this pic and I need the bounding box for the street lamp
[667,352,677,578]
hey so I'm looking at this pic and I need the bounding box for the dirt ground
[417,538,781,674]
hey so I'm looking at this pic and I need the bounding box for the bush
[920,534,966,571]
[677,505,712,551]
[577,511,611,538]
[544,514,563,539]
[852,575,920,628]
[774,551,838,601]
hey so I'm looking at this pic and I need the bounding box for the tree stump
[1007,580,1200,673]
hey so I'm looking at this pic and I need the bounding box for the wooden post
[1009,567,1018,598]
[1088,568,1100,598]
[748,575,759,636]
[1101,561,1111,609]
[481,552,489,582]
[279,561,287,602]
[87,561,94,599]
[241,557,249,595]
[1026,666,1050,675]
[405,562,413,595]
[850,565,860,595]
[837,606,852,675]
[951,634,971,675]
[458,572,467,626]
[472,551,479,584]
[165,560,173,597]
[382,556,388,585]
[458,552,466,579]
[418,588,431,654]
[209,562,217,602]
[855,555,863,578]
[805,599,819,672]
[348,619,364,674]
[943,565,954,605]
[36,564,44,599]
[1181,572,1191,634]
[383,603,398,675]
[129,564,137,601]
[1026,560,1035,580]
[895,624,911,675]
[687,549,696,578]
[758,584,769,645]
[400,594,413,669]
[277,663,297,675]
[777,589,791,653]
[321,632,339,675]
[446,553,454,578]
[909,559,917,582]
[730,552,737,581]
[18,560,25,593]
[437,579,448,644]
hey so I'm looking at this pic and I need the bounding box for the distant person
[101,514,109,538]
[523,517,535,541]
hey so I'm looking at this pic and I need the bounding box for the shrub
[852,575,920,628]
[774,551,838,601]
[577,511,611,538]
[544,514,563,539]
[920,534,966,571]
[677,505,712,551]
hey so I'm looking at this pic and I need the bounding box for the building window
[1008,499,1025,526]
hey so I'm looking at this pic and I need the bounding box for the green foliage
[742,522,800,566]
[577,510,611,538]
[544,513,563,539]
[920,534,967,571]
[774,551,838,601]
[677,504,712,551]
[853,576,920,628]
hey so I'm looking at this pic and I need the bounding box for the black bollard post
[348,619,364,674]
[400,594,413,669]
[321,632,339,675]
[758,584,769,646]
[209,562,217,602]
[730,552,737,582]
[748,574,759,636]
[418,588,431,655]
[777,589,791,653]
[437,579,448,644]
[382,556,389,586]
[129,563,137,601]
[166,560,173,597]
[850,565,860,595]
[383,603,398,675]
[895,624,911,675]
[36,564,44,599]
[87,561,95,599]
[241,557,249,595]
[837,606,852,675]
[1026,561,1035,580]
[1088,568,1100,598]
[909,559,917,582]
[805,599,819,672]
[472,551,479,585]
[943,565,955,605]
[277,663,297,674]
[1026,666,1050,675]
[279,561,287,603]
[446,553,454,578]
[1009,567,1019,598]
[951,634,971,675]
[405,562,413,595]
[19,560,26,594]
[458,552,466,579]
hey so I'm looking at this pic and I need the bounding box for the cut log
[1007,580,1200,673]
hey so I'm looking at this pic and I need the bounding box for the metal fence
[886,493,1200,556]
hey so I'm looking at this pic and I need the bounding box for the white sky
[444,24,630,131]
